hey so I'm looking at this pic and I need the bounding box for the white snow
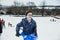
[0,15,60,40]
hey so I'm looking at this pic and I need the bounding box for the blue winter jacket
[16,18,37,36]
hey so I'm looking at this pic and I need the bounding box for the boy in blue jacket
[16,10,38,40]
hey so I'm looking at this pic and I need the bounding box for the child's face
[26,12,32,20]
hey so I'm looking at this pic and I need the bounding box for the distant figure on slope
[8,22,12,27]
[50,19,56,22]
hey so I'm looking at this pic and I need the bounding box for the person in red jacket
[0,18,3,36]
[2,19,5,28]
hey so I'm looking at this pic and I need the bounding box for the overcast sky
[0,0,60,6]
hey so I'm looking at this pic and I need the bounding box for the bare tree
[26,1,36,6]
[26,1,37,10]
[41,0,46,16]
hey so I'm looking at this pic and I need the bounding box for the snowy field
[0,15,60,40]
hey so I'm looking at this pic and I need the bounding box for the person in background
[0,18,3,36]
[2,19,5,28]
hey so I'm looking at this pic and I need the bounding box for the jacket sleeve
[34,22,38,37]
[16,21,23,31]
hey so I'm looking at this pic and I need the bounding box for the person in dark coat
[0,18,3,36]
[16,10,38,40]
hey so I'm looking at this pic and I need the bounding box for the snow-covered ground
[0,15,60,40]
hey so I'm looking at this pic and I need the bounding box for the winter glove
[16,30,20,37]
